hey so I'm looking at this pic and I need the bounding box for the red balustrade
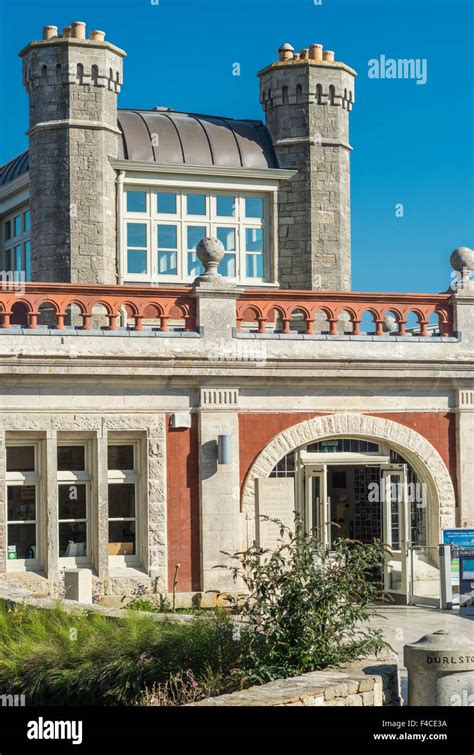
[236,290,454,337]
[0,283,196,332]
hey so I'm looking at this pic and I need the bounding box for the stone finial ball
[196,237,225,267]
[450,247,474,272]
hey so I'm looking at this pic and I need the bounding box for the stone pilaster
[199,409,241,598]
[95,430,109,579]
[456,390,474,528]
[0,430,5,573]
[44,429,59,580]
[147,416,167,591]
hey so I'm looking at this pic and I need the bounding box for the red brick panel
[166,414,201,592]
[239,412,456,493]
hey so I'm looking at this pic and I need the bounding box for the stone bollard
[404,629,474,706]
[64,568,93,604]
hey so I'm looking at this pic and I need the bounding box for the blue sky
[0,0,473,292]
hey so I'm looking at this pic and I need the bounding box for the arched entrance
[242,414,456,604]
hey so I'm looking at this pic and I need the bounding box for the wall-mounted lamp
[218,434,232,465]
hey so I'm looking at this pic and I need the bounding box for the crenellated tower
[20,22,126,283]
[258,43,356,290]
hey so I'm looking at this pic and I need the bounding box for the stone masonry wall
[21,37,124,283]
[189,656,400,707]
[259,60,355,291]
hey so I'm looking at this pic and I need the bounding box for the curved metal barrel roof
[0,150,29,187]
[117,109,278,169]
[0,110,278,189]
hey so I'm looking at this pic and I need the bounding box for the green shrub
[221,519,387,683]
[0,602,240,705]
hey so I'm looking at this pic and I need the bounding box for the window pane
[127,249,147,274]
[158,251,177,275]
[127,223,147,248]
[59,522,87,557]
[7,446,35,472]
[187,252,204,277]
[157,225,177,249]
[7,485,36,521]
[216,227,236,251]
[216,195,236,217]
[57,446,85,471]
[218,253,236,277]
[157,193,177,214]
[4,219,11,241]
[186,194,206,216]
[126,191,146,213]
[108,445,134,470]
[245,227,264,252]
[245,197,264,219]
[58,483,87,519]
[8,523,36,560]
[14,246,21,273]
[23,210,30,232]
[187,225,207,250]
[109,483,136,518]
[246,254,264,278]
[24,241,31,281]
[108,521,136,555]
[13,215,21,236]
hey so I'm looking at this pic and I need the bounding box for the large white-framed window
[6,443,41,571]
[107,441,140,567]
[123,188,267,285]
[57,443,92,565]
[2,206,30,280]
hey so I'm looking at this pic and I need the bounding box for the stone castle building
[0,21,473,605]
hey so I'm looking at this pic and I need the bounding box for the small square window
[186,194,206,216]
[126,191,147,213]
[57,446,85,471]
[158,251,177,275]
[245,227,264,252]
[7,446,35,472]
[127,223,147,247]
[216,195,236,217]
[58,483,87,519]
[158,225,177,249]
[108,445,134,470]
[187,225,207,250]
[216,227,236,251]
[157,193,177,214]
[127,249,147,274]
[244,197,264,219]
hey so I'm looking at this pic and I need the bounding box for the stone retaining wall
[189,656,400,707]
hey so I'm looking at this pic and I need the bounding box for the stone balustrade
[0,283,197,332]
[236,290,454,337]
[0,284,457,339]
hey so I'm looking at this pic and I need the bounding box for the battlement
[259,41,356,112]
[19,21,125,94]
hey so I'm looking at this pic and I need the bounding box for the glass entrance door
[381,464,410,601]
[304,465,330,548]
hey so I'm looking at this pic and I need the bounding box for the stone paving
[366,605,474,702]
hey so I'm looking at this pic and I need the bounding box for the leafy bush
[222,518,387,683]
[0,602,240,705]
